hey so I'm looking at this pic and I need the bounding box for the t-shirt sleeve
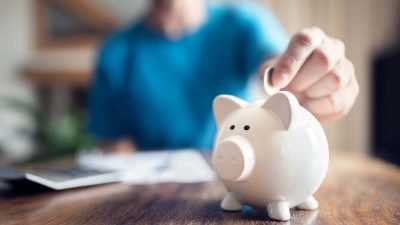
[237,4,289,75]
[87,36,128,140]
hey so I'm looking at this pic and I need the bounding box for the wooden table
[0,151,399,225]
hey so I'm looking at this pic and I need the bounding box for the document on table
[77,149,215,184]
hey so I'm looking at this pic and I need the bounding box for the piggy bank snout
[212,136,255,182]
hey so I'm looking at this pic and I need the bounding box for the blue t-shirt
[88,3,288,150]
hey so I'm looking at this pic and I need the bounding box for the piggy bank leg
[221,192,242,211]
[266,201,290,221]
[297,196,319,210]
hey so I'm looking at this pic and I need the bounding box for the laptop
[0,164,121,190]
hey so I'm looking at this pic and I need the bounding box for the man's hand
[259,27,359,121]
[99,138,136,154]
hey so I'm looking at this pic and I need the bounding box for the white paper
[77,149,215,184]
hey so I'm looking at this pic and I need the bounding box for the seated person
[88,0,359,152]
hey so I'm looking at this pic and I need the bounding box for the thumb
[259,56,293,88]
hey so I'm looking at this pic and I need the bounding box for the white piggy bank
[212,89,329,221]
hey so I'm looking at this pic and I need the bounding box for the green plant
[38,110,95,158]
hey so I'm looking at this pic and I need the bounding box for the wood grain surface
[0,151,399,225]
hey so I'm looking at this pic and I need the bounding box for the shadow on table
[218,203,318,224]
[0,180,53,199]
[121,196,319,224]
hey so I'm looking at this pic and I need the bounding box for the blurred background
[0,0,399,164]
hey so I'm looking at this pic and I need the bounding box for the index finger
[272,27,325,88]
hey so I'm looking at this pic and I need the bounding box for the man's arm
[88,34,134,151]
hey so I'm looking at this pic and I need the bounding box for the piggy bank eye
[230,125,235,130]
[244,125,250,130]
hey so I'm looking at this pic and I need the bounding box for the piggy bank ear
[213,95,247,127]
[262,91,300,130]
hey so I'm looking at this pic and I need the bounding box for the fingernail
[273,73,289,88]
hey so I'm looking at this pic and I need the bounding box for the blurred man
[89,0,359,152]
